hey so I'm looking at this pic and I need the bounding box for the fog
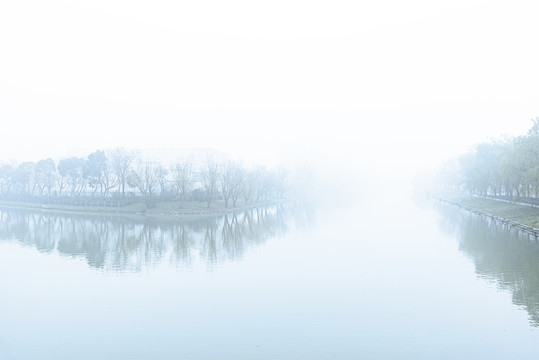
[5,3,539,358]
[2,0,538,190]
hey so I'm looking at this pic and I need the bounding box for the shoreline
[0,199,285,219]
[432,192,539,237]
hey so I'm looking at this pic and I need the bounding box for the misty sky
[1,0,538,171]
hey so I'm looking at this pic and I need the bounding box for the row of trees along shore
[439,118,539,199]
[0,149,301,209]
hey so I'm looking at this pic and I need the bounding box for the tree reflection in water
[436,202,539,327]
[0,203,308,272]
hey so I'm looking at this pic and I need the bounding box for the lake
[1,193,539,359]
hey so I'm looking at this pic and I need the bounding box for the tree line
[0,149,289,208]
[440,118,539,199]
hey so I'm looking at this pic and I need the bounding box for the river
[1,193,539,359]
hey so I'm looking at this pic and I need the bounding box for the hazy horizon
[2,0,539,180]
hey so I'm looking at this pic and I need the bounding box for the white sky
[1,0,538,173]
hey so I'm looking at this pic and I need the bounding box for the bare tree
[254,167,271,202]
[202,157,219,208]
[0,165,14,194]
[241,168,267,204]
[84,150,107,195]
[230,164,245,207]
[170,161,192,201]
[272,166,288,199]
[34,158,57,195]
[100,164,117,197]
[220,161,244,208]
[109,148,137,197]
[220,162,233,208]
[56,169,69,196]
[128,161,158,202]
[13,162,35,194]
[154,164,169,198]
[58,157,85,197]
[242,169,255,204]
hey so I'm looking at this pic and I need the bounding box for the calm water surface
[1,194,539,359]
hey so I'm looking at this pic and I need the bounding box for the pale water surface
[1,194,539,359]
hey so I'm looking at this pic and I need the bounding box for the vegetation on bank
[0,198,283,218]
[0,148,314,214]
[437,118,539,198]
[433,191,539,229]
[429,118,539,233]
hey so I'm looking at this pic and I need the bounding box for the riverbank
[0,198,283,219]
[432,191,539,235]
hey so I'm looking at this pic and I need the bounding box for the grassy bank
[0,198,280,218]
[432,190,539,230]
